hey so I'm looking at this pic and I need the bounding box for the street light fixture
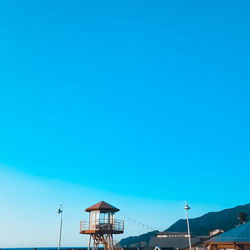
[184,201,192,250]
[57,204,63,250]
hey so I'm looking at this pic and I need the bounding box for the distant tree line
[238,212,248,224]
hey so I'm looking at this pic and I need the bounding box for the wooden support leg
[111,235,114,250]
[89,234,115,250]
[88,235,91,250]
[105,235,108,250]
[96,235,100,250]
[92,235,95,250]
[108,235,110,250]
[93,235,97,250]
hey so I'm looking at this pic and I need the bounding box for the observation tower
[80,201,124,250]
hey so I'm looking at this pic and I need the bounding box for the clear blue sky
[0,0,249,247]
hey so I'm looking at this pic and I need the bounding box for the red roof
[85,201,120,212]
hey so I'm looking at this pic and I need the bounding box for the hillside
[167,203,250,235]
[119,231,159,247]
[119,203,250,247]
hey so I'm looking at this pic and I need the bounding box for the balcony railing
[80,219,124,233]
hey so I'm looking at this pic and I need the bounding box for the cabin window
[99,212,109,223]
[110,213,114,223]
[90,211,100,226]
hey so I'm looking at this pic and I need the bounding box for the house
[209,229,224,237]
[148,232,209,250]
[205,221,250,250]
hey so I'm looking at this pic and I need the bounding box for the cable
[117,212,164,231]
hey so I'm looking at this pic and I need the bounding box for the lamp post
[57,204,63,250]
[184,201,192,250]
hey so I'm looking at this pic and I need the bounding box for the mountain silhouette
[119,203,250,247]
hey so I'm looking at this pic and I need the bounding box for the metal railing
[80,219,124,232]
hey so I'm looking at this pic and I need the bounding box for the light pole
[57,204,63,250]
[184,201,192,250]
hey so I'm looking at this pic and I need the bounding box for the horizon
[0,201,249,248]
[0,0,249,248]
[0,198,249,248]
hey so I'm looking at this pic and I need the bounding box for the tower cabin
[80,201,124,250]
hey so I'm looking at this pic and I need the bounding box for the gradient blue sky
[0,0,249,247]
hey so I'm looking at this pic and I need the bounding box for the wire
[117,212,164,231]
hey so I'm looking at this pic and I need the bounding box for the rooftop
[207,222,250,243]
[85,201,120,212]
[149,235,202,249]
